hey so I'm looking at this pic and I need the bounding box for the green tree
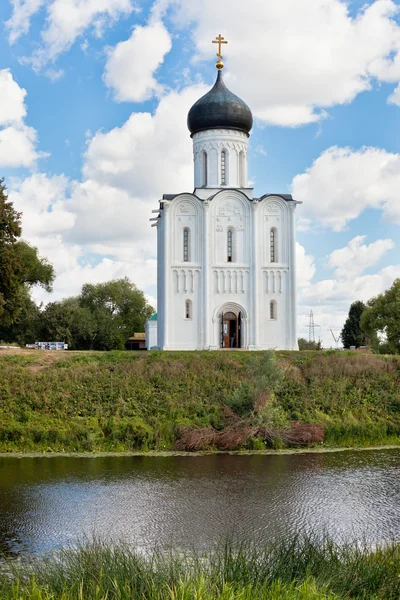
[0,289,41,345]
[0,179,54,325]
[79,278,154,350]
[340,301,367,348]
[40,297,96,349]
[361,279,400,354]
[298,338,321,350]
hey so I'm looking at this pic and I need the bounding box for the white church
[146,36,300,351]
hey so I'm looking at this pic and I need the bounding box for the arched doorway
[220,311,242,348]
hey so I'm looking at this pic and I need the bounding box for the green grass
[0,350,399,452]
[1,537,399,599]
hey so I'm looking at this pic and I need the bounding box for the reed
[1,537,399,599]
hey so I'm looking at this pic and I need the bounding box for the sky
[1,0,400,347]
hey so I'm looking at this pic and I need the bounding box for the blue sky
[1,0,400,345]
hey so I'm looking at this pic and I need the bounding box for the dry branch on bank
[174,421,325,452]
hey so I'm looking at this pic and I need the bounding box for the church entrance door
[221,311,242,348]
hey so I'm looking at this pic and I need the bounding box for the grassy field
[1,537,399,599]
[0,348,399,452]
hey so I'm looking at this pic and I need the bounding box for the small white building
[149,55,300,351]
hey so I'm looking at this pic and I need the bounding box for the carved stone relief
[218,201,241,216]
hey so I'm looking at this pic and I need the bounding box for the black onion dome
[187,70,253,137]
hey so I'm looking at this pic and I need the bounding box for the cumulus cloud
[328,236,395,280]
[8,173,74,237]
[0,69,27,125]
[0,69,46,168]
[21,0,134,71]
[292,146,400,231]
[5,0,45,44]
[8,83,207,303]
[104,20,172,102]
[169,0,400,126]
[296,235,399,347]
[83,83,205,196]
[296,242,315,289]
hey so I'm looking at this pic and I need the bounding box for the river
[0,449,399,556]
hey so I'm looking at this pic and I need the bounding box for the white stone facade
[193,129,249,189]
[150,125,300,351]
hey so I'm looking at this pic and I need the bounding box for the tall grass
[1,537,399,599]
[0,350,399,452]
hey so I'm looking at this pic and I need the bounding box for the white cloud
[22,0,134,71]
[296,242,315,289]
[170,0,400,126]
[5,0,45,44]
[0,69,46,168]
[104,20,172,102]
[292,146,400,230]
[296,235,400,347]
[83,83,205,197]
[8,173,74,237]
[0,125,46,168]
[0,69,27,125]
[388,82,400,105]
[10,83,206,303]
[328,235,395,280]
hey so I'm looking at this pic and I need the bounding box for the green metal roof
[148,313,158,321]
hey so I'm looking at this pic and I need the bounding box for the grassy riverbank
[1,538,399,599]
[0,349,399,452]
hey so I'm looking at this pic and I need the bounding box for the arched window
[270,228,277,263]
[227,229,233,262]
[221,150,227,185]
[203,151,208,186]
[183,228,190,262]
[185,299,192,319]
[239,151,245,187]
[270,300,277,320]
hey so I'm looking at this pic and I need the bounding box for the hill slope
[0,349,399,452]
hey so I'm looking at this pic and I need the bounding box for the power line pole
[329,327,340,348]
[309,310,315,343]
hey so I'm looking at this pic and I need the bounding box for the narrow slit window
[221,150,226,185]
[185,300,192,319]
[270,300,277,320]
[183,228,189,262]
[203,151,208,186]
[270,228,277,263]
[227,229,233,262]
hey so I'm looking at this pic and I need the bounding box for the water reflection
[0,450,399,556]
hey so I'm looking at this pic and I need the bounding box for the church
[147,36,300,351]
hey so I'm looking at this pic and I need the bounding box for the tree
[80,278,154,350]
[0,179,54,325]
[39,279,154,350]
[40,297,96,349]
[0,289,41,345]
[340,301,367,348]
[361,279,400,354]
[298,338,321,351]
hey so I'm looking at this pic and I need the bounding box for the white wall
[145,320,158,349]
[155,189,298,351]
[193,129,249,189]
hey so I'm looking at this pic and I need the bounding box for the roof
[162,192,296,203]
[148,313,158,321]
[128,333,146,340]
[187,70,253,137]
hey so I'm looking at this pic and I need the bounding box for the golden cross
[212,34,228,60]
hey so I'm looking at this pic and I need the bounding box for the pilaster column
[162,202,170,349]
[289,201,297,350]
[203,201,210,349]
[250,200,259,349]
